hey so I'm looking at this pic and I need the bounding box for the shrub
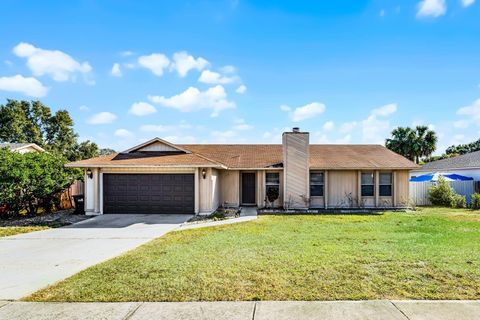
[472,193,480,210]
[0,148,77,215]
[428,177,455,207]
[451,194,466,208]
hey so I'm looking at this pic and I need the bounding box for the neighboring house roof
[415,150,480,171]
[67,141,418,170]
[0,142,45,152]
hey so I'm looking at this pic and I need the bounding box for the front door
[241,172,256,205]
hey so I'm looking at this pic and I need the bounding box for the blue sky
[0,0,479,153]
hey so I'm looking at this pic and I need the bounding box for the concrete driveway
[0,214,192,300]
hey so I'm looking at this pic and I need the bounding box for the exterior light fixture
[86,168,93,179]
[202,168,207,179]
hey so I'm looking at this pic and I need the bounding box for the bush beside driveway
[27,207,480,302]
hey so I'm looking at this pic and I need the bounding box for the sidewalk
[0,300,479,320]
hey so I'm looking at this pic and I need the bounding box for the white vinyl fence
[409,181,476,206]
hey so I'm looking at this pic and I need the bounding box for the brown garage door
[103,174,194,214]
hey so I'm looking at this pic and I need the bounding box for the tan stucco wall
[219,170,240,207]
[394,170,410,207]
[283,132,309,208]
[327,170,358,207]
[83,166,411,215]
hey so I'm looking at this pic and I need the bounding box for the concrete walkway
[0,214,191,300]
[178,207,258,231]
[0,300,479,319]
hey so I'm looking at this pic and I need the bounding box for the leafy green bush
[472,193,480,210]
[428,177,455,207]
[0,148,78,215]
[451,194,466,208]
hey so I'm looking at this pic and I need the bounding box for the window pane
[310,172,324,184]
[266,172,279,184]
[380,185,392,197]
[380,172,392,185]
[310,185,324,197]
[361,172,374,185]
[361,185,374,197]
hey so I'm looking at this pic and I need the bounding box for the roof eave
[65,164,226,169]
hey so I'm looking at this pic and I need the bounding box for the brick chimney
[282,128,309,209]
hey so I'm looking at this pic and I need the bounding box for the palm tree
[385,126,437,164]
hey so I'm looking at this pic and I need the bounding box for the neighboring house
[0,142,45,153]
[411,150,480,181]
[66,128,418,215]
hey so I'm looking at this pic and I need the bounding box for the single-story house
[66,128,418,215]
[411,150,480,181]
[0,142,45,153]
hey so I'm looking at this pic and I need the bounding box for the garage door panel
[103,174,194,214]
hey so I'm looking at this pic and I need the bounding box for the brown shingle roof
[66,144,418,170]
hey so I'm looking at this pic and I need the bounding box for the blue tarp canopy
[410,172,474,182]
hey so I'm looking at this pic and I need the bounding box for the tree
[71,140,99,161]
[0,99,98,161]
[445,138,480,156]
[0,148,77,215]
[99,148,116,156]
[385,126,437,163]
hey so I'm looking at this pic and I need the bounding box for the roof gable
[123,137,191,154]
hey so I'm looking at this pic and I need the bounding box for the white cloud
[457,98,480,125]
[361,103,398,143]
[232,118,253,130]
[198,70,238,84]
[12,42,92,82]
[336,134,352,144]
[120,51,134,57]
[129,102,157,116]
[111,63,122,77]
[114,129,134,139]
[148,85,235,117]
[138,53,170,76]
[0,74,48,97]
[453,120,470,129]
[140,124,169,132]
[236,84,247,94]
[323,121,335,131]
[461,0,475,7]
[170,51,208,77]
[221,65,236,73]
[280,105,291,112]
[416,0,446,18]
[87,112,117,125]
[289,102,326,122]
[79,105,90,112]
[340,121,358,133]
[371,103,397,116]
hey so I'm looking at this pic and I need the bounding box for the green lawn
[26,207,480,302]
[0,226,49,237]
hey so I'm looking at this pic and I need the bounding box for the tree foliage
[424,138,480,163]
[385,126,437,163]
[428,177,455,207]
[0,99,101,161]
[0,148,78,215]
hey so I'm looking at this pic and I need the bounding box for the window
[379,172,392,196]
[361,172,374,197]
[310,172,324,196]
[265,172,280,197]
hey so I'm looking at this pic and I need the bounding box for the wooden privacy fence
[59,180,85,209]
[409,180,476,206]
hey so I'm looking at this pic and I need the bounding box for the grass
[26,207,480,302]
[0,226,49,237]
